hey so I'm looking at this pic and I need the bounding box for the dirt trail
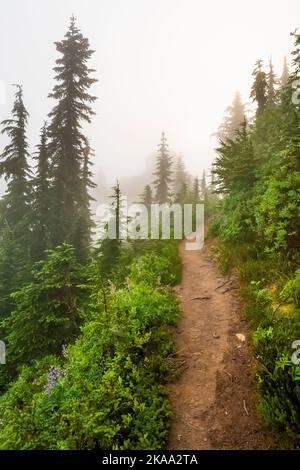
[167,242,272,450]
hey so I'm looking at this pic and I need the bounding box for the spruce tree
[250,60,267,114]
[47,16,97,259]
[153,131,172,204]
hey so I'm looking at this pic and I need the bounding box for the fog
[0,0,299,200]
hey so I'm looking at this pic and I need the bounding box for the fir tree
[0,85,31,318]
[175,181,189,203]
[0,85,31,231]
[173,154,187,195]
[153,131,172,204]
[281,56,289,87]
[200,170,207,200]
[73,139,96,262]
[4,244,85,369]
[267,59,277,108]
[98,181,122,276]
[216,92,245,140]
[291,29,300,78]
[192,176,200,202]
[213,119,256,193]
[31,123,51,261]
[140,184,153,207]
[250,60,267,114]
[47,16,97,259]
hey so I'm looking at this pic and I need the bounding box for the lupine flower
[45,366,63,395]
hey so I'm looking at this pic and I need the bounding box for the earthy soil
[167,241,273,450]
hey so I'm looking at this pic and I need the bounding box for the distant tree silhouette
[250,60,267,114]
[153,131,172,204]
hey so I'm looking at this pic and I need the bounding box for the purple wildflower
[45,366,63,395]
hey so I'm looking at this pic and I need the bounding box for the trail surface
[168,242,272,450]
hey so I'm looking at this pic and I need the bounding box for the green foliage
[280,269,300,307]
[0,239,180,449]
[2,244,86,373]
[130,251,179,287]
[210,31,300,445]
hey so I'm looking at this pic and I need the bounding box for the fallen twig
[191,295,211,301]
[243,399,249,416]
[215,279,230,290]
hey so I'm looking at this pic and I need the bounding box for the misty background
[0,0,299,201]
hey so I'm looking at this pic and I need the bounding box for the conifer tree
[216,92,245,140]
[97,181,122,276]
[140,184,153,207]
[281,56,289,86]
[200,170,207,200]
[0,85,31,318]
[267,59,277,108]
[250,60,267,114]
[153,131,172,204]
[173,154,187,195]
[291,30,300,77]
[192,176,200,202]
[175,181,189,203]
[73,139,96,262]
[47,16,97,259]
[0,85,31,232]
[213,119,256,193]
[31,123,50,261]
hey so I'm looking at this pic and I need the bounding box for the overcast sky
[0,0,299,189]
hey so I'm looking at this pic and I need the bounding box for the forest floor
[167,241,273,450]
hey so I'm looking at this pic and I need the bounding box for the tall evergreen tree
[97,181,122,276]
[191,176,200,203]
[153,131,172,204]
[0,85,31,318]
[173,154,187,195]
[0,85,31,231]
[200,170,207,200]
[47,16,97,259]
[216,92,245,140]
[140,184,153,207]
[213,119,256,193]
[175,181,189,203]
[31,122,51,261]
[73,138,96,262]
[291,29,300,78]
[281,56,289,87]
[250,60,268,114]
[267,59,277,108]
